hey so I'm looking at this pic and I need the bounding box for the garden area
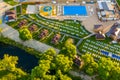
[79,36,120,61]
[6,14,90,49]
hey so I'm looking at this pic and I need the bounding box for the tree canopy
[81,53,120,80]
[55,54,73,73]
[61,38,77,59]
[31,49,72,80]
[31,60,51,79]
[19,28,32,40]
[81,54,98,76]
[0,54,27,80]
[98,57,120,80]
[40,48,56,61]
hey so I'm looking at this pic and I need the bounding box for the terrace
[7,13,90,49]
[79,36,120,61]
[45,4,117,33]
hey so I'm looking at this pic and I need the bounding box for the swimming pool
[43,6,52,12]
[63,6,87,16]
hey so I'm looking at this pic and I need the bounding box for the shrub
[19,28,32,40]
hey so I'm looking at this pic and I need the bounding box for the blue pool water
[43,6,52,12]
[63,6,87,16]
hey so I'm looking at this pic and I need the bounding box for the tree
[110,66,120,80]
[43,75,56,80]
[55,54,73,73]
[44,48,56,56]
[41,48,56,61]
[98,57,115,80]
[19,28,32,40]
[0,54,27,79]
[81,54,98,75]
[0,54,18,71]
[60,74,72,80]
[56,70,72,80]
[31,60,51,79]
[86,67,94,76]
[0,27,2,36]
[61,38,77,59]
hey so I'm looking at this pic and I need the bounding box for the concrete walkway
[69,70,97,80]
[0,24,60,53]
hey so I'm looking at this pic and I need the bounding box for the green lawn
[4,0,18,6]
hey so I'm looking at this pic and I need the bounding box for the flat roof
[98,1,114,11]
[26,5,37,14]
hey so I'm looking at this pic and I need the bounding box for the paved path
[83,33,95,39]
[69,70,98,80]
[76,33,95,47]
[0,24,60,53]
[69,70,92,80]
[76,38,83,47]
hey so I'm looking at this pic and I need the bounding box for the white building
[97,1,119,21]
[26,5,37,14]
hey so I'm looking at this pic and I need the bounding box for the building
[94,24,103,32]
[28,24,38,32]
[97,1,119,21]
[96,31,106,40]
[4,10,16,22]
[94,25,106,40]
[106,22,120,41]
[51,34,61,44]
[26,5,37,14]
[73,55,84,68]
[18,19,28,28]
[38,29,48,39]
